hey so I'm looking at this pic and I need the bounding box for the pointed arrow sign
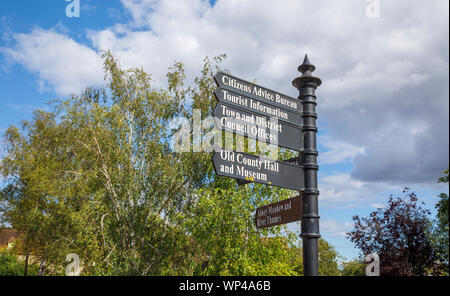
[255,195,303,229]
[213,102,303,151]
[212,149,305,191]
[214,72,301,114]
[214,88,302,127]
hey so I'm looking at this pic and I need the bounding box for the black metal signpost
[293,55,322,276]
[211,55,321,276]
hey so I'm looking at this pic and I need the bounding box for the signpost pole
[293,55,322,276]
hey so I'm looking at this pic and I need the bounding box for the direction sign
[214,72,301,114]
[212,150,304,191]
[213,102,303,151]
[213,88,302,127]
[211,55,322,276]
[255,195,302,229]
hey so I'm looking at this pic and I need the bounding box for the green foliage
[318,239,341,276]
[436,169,449,228]
[431,169,449,275]
[340,259,366,276]
[0,252,39,276]
[184,187,302,276]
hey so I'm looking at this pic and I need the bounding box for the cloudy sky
[0,0,448,260]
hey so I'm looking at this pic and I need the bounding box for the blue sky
[0,0,449,261]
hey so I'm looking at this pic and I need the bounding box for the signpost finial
[293,55,321,88]
[299,54,315,73]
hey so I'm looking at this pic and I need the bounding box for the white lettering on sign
[222,75,252,94]
[255,198,299,228]
[218,151,282,183]
[221,74,298,112]
[249,99,288,120]
[220,89,289,121]
[218,104,282,140]
[236,165,267,182]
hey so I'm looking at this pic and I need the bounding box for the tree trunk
[24,253,29,276]
[38,260,46,276]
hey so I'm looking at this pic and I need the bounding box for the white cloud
[319,135,366,164]
[319,173,364,204]
[321,219,353,238]
[369,203,385,209]
[318,172,398,208]
[318,170,448,210]
[1,28,104,96]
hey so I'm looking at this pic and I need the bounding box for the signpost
[210,55,322,276]
[255,195,302,229]
[212,150,304,191]
[293,55,322,276]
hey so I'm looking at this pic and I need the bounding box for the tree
[347,188,438,276]
[1,52,217,275]
[184,187,306,276]
[0,114,83,275]
[431,169,449,275]
[318,239,341,276]
[340,258,366,276]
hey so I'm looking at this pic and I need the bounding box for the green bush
[0,252,39,276]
